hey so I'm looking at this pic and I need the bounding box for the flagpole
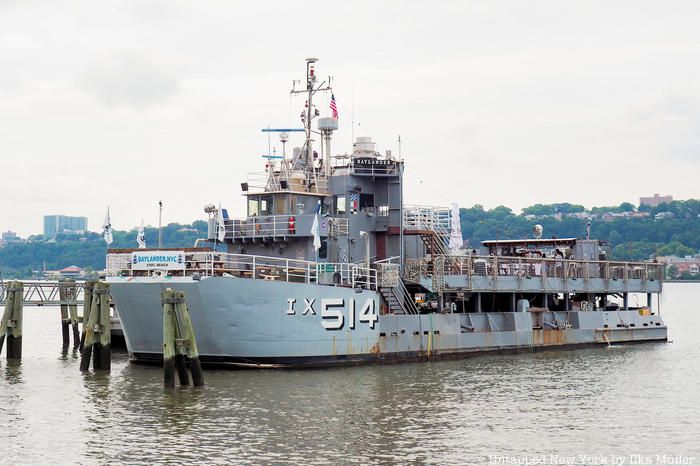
[213,204,216,253]
[137,219,146,249]
[158,200,163,249]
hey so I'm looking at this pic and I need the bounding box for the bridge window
[248,197,259,216]
[260,195,273,216]
[248,195,274,216]
[378,205,389,216]
[360,193,374,210]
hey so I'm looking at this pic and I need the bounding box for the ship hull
[107,276,668,368]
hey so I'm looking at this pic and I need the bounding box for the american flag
[330,94,338,119]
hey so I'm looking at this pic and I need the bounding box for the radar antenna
[533,224,543,239]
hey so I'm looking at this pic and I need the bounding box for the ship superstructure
[106,59,667,367]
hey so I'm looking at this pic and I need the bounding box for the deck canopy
[482,238,579,258]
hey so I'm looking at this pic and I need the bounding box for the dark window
[359,193,374,210]
[319,238,328,259]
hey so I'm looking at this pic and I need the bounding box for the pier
[0,280,86,306]
[0,280,123,347]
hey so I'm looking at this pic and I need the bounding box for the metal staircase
[379,279,419,315]
[403,205,451,256]
[418,230,449,256]
[377,262,419,315]
[379,286,406,314]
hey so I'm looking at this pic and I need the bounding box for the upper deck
[106,247,663,297]
[405,254,664,294]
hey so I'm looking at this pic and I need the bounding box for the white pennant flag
[311,214,321,251]
[311,200,322,251]
[217,204,226,242]
[448,202,463,254]
[102,207,113,246]
[137,220,146,248]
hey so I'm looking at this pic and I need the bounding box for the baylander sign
[352,157,397,173]
[131,251,186,271]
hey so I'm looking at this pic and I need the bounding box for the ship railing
[351,166,397,176]
[350,264,378,291]
[404,258,428,283]
[375,256,401,265]
[403,205,451,234]
[228,215,293,239]
[376,261,400,287]
[346,162,400,176]
[423,254,665,283]
[106,251,379,290]
[245,171,277,192]
[245,170,330,194]
[227,215,348,239]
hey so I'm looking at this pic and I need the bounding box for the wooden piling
[7,282,23,359]
[162,289,177,388]
[97,282,111,371]
[162,288,205,388]
[176,292,205,387]
[68,281,80,347]
[59,280,70,348]
[0,280,17,356]
[0,281,23,360]
[174,350,190,386]
[79,281,95,351]
[80,281,110,372]
[172,291,190,386]
[80,286,99,371]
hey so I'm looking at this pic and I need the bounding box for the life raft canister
[288,216,296,233]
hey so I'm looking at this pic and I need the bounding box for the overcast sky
[1,0,698,237]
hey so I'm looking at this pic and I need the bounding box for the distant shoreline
[666,279,700,283]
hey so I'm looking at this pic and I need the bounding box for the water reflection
[1,285,699,464]
[4,359,23,383]
[58,345,82,361]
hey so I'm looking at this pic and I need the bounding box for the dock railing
[106,251,378,291]
[0,280,86,306]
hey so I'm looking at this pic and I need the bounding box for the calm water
[1,283,699,465]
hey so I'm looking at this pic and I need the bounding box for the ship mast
[305,58,315,155]
[291,57,333,192]
[305,58,316,187]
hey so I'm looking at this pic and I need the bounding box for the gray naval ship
[106,58,667,367]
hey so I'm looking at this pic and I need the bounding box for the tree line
[460,201,700,261]
[0,221,207,277]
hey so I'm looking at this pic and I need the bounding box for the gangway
[0,280,86,306]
